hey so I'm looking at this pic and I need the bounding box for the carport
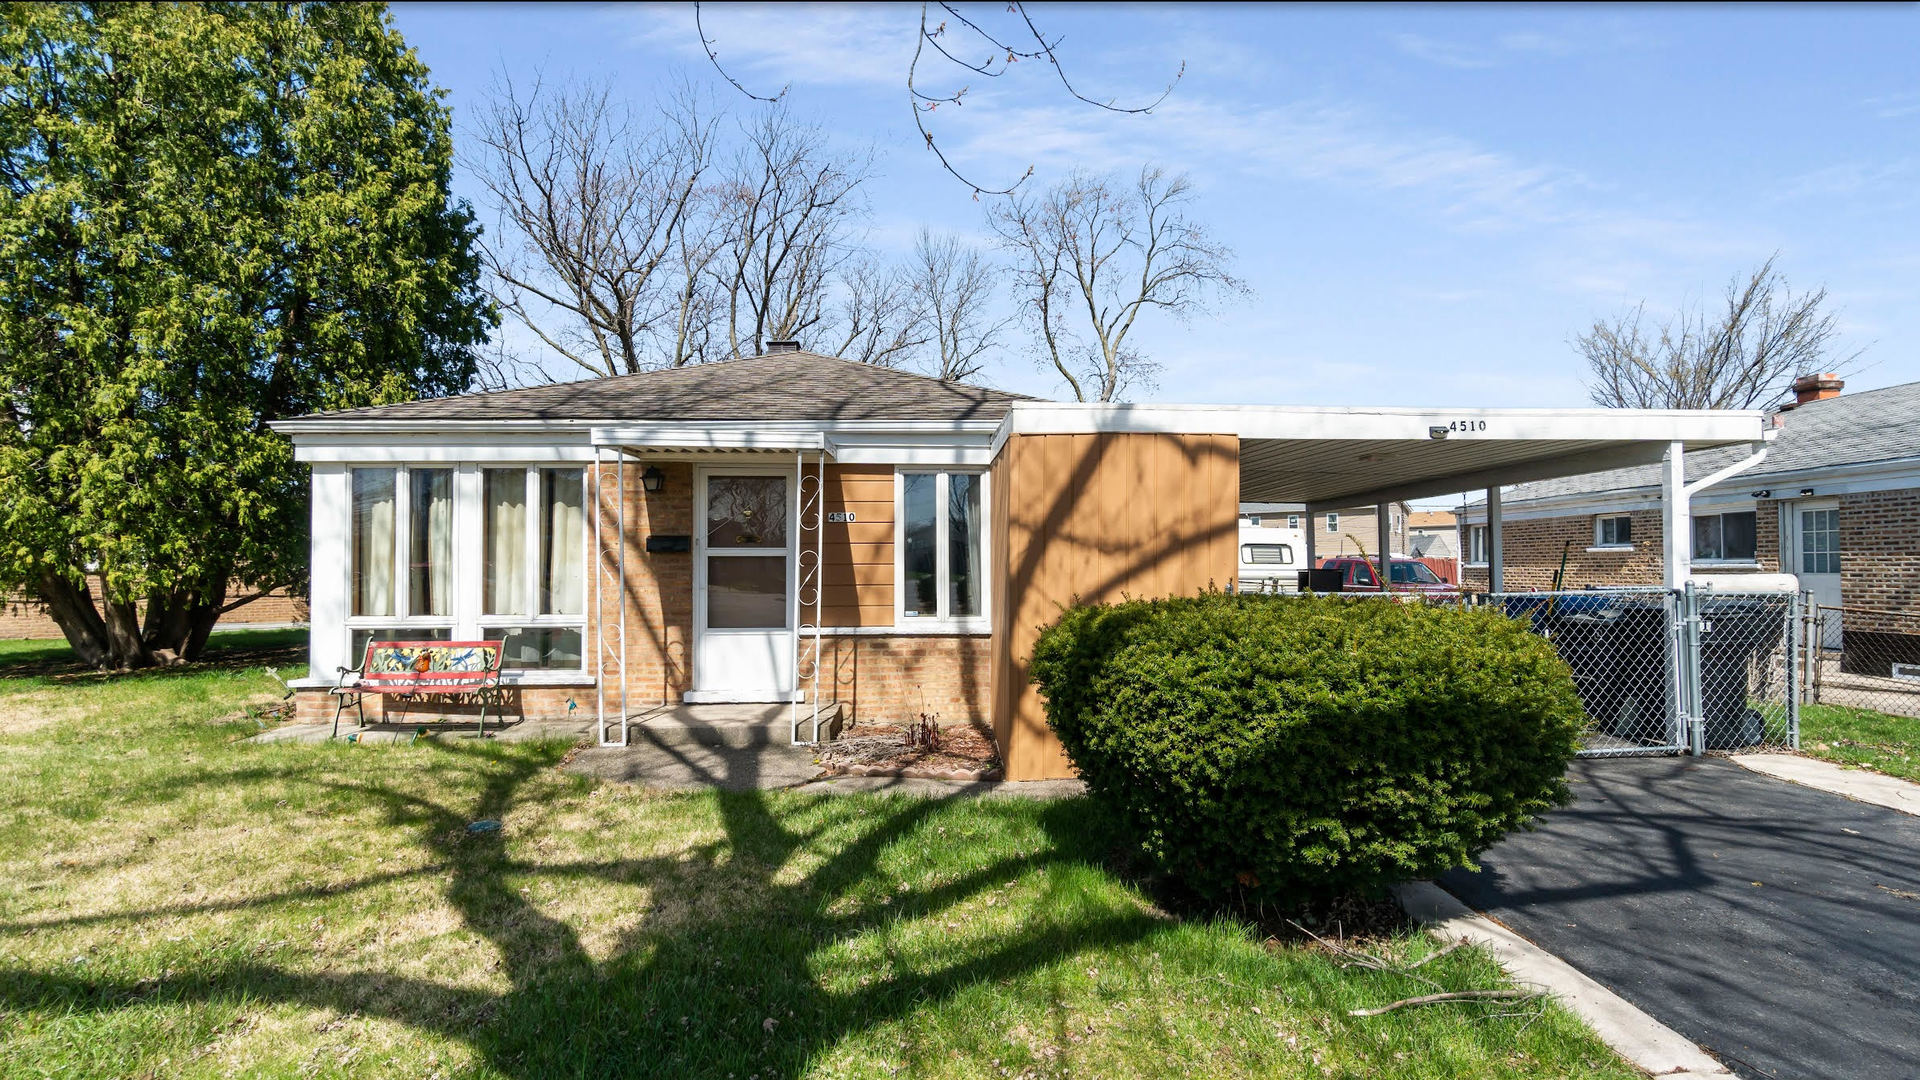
[987,402,1778,780]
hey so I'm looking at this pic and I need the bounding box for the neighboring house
[1459,376,1920,666]
[1407,510,1457,560]
[1307,503,1411,558]
[273,346,1771,779]
[1,583,307,640]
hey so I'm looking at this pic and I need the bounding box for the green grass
[0,641,1637,1079]
[0,627,306,676]
[1801,702,1920,782]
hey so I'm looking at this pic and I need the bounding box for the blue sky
[392,3,1920,409]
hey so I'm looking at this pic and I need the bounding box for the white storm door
[1788,500,1843,648]
[690,470,796,702]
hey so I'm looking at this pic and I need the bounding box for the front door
[690,471,796,702]
[1786,500,1842,648]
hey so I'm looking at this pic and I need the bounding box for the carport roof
[993,402,1776,511]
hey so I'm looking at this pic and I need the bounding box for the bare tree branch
[695,1,787,104]
[830,257,926,367]
[989,166,1246,401]
[1578,254,1865,410]
[908,228,1010,382]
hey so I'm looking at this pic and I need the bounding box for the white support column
[308,464,351,679]
[1376,504,1391,590]
[1662,441,1690,589]
[1487,487,1504,594]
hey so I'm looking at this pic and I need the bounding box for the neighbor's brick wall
[1460,505,1779,591]
[1839,489,1920,634]
[1,582,308,639]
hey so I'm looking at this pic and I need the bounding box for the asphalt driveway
[1441,756,1920,1080]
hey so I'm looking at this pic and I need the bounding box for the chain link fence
[1477,586,1799,757]
[1800,604,1920,722]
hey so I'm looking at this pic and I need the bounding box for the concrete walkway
[1442,757,1920,1080]
[562,739,1084,798]
[1732,752,1920,817]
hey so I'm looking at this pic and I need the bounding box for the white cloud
[1391,33,1494,70]
[619,4,913,91]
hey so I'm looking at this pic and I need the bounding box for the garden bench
[330,639,505,739]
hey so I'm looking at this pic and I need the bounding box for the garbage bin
[1697,597,1786,750]
[1544,599,1670,742]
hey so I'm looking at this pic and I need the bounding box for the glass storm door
[1790,502,1843,649]
[690,471,796,702]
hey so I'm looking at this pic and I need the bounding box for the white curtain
[486,469,528,615]
[543,468,584,615]
[352,469,395,617]
[411,469,453,616]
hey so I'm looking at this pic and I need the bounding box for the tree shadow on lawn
[0,738,1170,1078]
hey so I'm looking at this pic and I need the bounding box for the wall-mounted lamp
[1750,490,1771,499]
[1799,488,1815,497]
[641,466,665,493]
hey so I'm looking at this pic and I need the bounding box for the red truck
[1316,556,1459,597]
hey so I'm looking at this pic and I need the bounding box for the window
[1287,514,1300,530]
[351,466,452,625]
[1325,512,1339,534]
[900,470,984,621]
[1468,525,1488,564]
[1799,508,1840,575]
[1594,514,1632,547]
[1241,514,1262,527]
[1241,543,1294,566]
[1693,510,1757,562]
[1389,561,1443,585]
[483,466,586,668]
[1348,561,1377,587]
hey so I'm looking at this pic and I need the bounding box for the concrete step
[632,701,843,748]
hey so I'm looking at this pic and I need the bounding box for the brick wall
[1,582,308,639]
[1460,504,1780,591]
[819,634,990,727]
[1839,489,1920,634]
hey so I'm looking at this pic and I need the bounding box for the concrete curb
[1730,753,1920,817]
[1394,881,1732,1079]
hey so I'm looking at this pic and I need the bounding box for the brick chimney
[1782,372,1843,410]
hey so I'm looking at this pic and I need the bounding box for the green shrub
[1029,593,1583,901]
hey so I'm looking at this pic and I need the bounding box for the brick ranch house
[1458,376,1920,669]
[273,347,1772,779]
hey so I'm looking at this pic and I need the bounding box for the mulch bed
[815,722,1002,781]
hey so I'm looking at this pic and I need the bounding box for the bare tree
[469,76,716,377]
[716,107,871,357]
[989,166,1245,401]
[1580,254,1863,410]
[828,257,926,366]
[907,228,1008,382]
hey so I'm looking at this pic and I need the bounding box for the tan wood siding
[803,463,895,627]
[990,432,1240,780]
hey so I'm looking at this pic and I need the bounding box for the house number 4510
[827,511,856,523]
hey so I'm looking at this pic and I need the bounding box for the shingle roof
[299,351,1035,423]
[1470,381,1920,507]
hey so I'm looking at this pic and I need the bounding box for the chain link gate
[1476,586,1799,757]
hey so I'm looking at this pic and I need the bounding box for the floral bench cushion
[354,641,503,693]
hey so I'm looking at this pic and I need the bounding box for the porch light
[641,466,665,493]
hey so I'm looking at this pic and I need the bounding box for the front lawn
[0,639,1635,1078]
[1801,702,1920,782]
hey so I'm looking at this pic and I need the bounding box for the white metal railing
[791,451,825,744]
[594,448,630,747]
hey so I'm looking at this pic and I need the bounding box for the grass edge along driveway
[0,635,1638,1078]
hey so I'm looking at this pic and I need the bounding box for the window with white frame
[348,466,455,659]
[900,470,984,622]
[1594,514,1632,547]
[1799,508,1839,575]
[1287,514,1300,530]
[1467,524,1488,564]
[482,466,586,669]
[1692,509,1757,563]
[1325,512,1338,534]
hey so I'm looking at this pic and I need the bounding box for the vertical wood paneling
[992,431,1240,780]
[800,463,895,626]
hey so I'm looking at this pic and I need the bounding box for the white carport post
[1486,486,1504,594]
[1661,441,1691,589]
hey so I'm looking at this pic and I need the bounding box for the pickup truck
[1317,556,1459,597]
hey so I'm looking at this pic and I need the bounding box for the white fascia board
[592,424,827,451]
[594,421,999,463]
[294,430,598,463]
[1455,455,1920,523]
[993,401,1773,449]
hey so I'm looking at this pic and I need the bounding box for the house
[1407,510,1456,559]
[274,347,1773,779]
[1458,376,1920,667]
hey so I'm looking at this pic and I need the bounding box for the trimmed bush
[1029,593,1583,901]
